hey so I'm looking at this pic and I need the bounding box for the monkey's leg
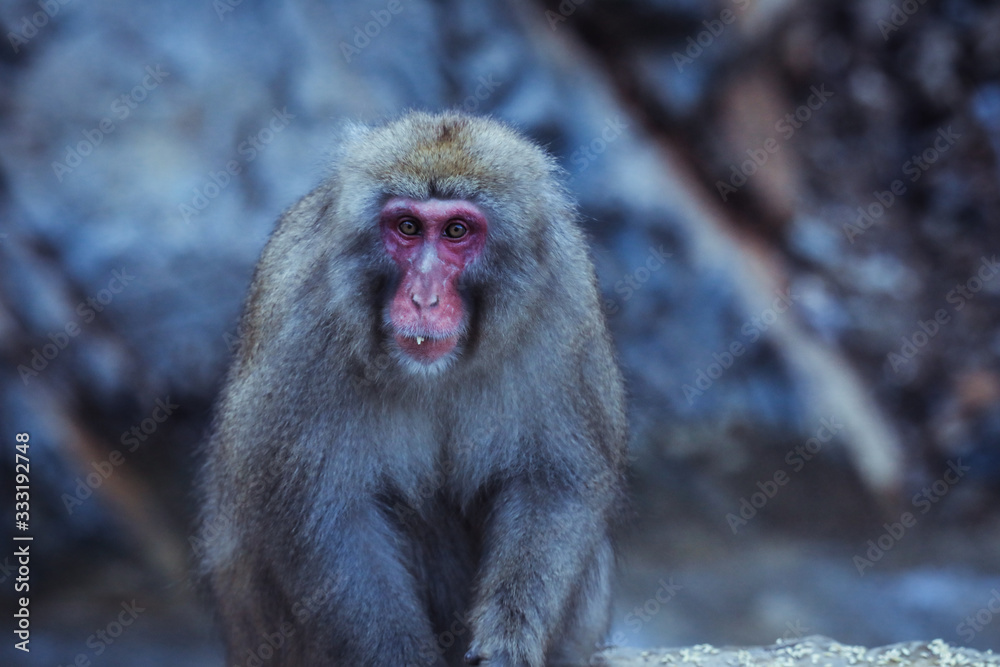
[465,478,614,667]
[278,501,449,667]
[403,502,479,667]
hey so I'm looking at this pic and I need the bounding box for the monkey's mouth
[394,333,459,363]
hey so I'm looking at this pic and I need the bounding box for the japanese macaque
[197,111,628,667]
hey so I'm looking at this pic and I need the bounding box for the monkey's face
[380,196,487,367]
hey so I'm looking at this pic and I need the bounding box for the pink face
[380,197,488,364]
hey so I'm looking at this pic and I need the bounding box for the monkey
[196,111,628,667]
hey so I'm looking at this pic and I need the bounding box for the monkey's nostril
[411,293,440,308]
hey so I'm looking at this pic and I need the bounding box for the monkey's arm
[465,473,615,667]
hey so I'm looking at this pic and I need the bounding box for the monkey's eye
[398,219,419,236]
[444,221,468,239]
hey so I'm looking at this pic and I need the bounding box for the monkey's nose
[411,292,440,309]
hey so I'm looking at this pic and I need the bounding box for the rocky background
[1,0,999,665]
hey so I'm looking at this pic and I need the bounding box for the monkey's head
[319,111,588,376]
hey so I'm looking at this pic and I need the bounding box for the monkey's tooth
[416,336,425,345]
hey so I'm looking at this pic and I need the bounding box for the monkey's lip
[394,333,459,363]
